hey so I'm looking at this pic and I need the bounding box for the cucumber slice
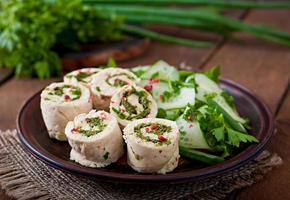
[213,95,246,124]
[158,87,195,110]
[179,147,224,165]
[195,73,222,101]
[139,79,169,99]
[140,60,179,81]
[176,114,211,150]
[195,73,246,126]
[158,108,184,120]
[208,98,246,133]
[140,79,195,110]
[130,65,150,77]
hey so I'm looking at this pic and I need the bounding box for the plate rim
[16,78,274,183]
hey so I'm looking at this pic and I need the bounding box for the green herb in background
[1,0,290,79]
[0,0,123,79]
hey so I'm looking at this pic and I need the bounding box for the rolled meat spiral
[123,118,180,174]
[110,85,158,127]
[91,68,140,110]
[65,110,124,168]
[40,82,92,141]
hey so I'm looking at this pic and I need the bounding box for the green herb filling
[78,117,107,137]
[47,84,82,101]
[105,72,135,87]
[112,87,151,120]
[134,122,172,145]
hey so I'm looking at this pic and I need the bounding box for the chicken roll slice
[65,110,124,168]
[41,82,92,141]
[64,68,101,89]
[110,85,158,127]
[91,68,140,110]
[123,118,180,174]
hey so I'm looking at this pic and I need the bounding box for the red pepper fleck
[145,127,151,132]
[100,112,108,120]
[187,115,193,121]
[88,96,92,103]
[158,135,167,141]
[120,108,126,113]
[160,95,164,102]
[144,84,153,92]
[64,95,71,101]
[149,78,160,84]
[124,80,129,85]
[151,124,158,130]
[188,124,193,128]
[71,128,78,133]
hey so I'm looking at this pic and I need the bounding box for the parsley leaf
[211,127,225,141]
[106,57,117,68]
[226,127,259,147]
[221,90,235,108]
[181,102,258,158]
[204,65,220,83]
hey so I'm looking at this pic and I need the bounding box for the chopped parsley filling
[66,71,98,83]
[47,85,82,101]
[105,72,135,87]
[134,122,172,146]
[103,152,110,160]
[77,117,107,137]
[112,87,151,120]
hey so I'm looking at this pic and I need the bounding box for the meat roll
[91,68,140,110]
[40,82,92,141]
[110,85,158,127]
[123,118,180,174]
[64,68,101,89]
[65,110,124,168]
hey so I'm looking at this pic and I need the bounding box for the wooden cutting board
[61,37,150,72]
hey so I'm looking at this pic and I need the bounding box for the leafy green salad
[130,61,258,164]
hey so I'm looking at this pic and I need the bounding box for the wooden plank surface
[0,78,59,130]
[0,69,13,86]
[239,87,290,200]
[204,9,290,113]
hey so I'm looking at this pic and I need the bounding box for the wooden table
[0,9,289,200]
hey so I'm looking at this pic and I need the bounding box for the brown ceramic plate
[17,79,274,183]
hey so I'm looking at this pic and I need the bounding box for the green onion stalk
[95,5,290,46]
[83,0,290,9]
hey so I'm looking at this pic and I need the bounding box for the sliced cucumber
[139,79,169,99]
[140,79,195,110]
[176,114,211,150]
[179,70,194,81]
[185,74,195,84]
[213,95,246,124]
[158,87,195,110]
[130,65,150,77]
[195,73,246,128]
[195,73,222,101]
[140,60,179,81]
[180,147,224,165]
[208,99,246,133]
[158,108,184,121]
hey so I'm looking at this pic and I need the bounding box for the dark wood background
[0,9,289,200]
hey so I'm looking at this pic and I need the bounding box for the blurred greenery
[0,0,123,79]
[1,0,290,79]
